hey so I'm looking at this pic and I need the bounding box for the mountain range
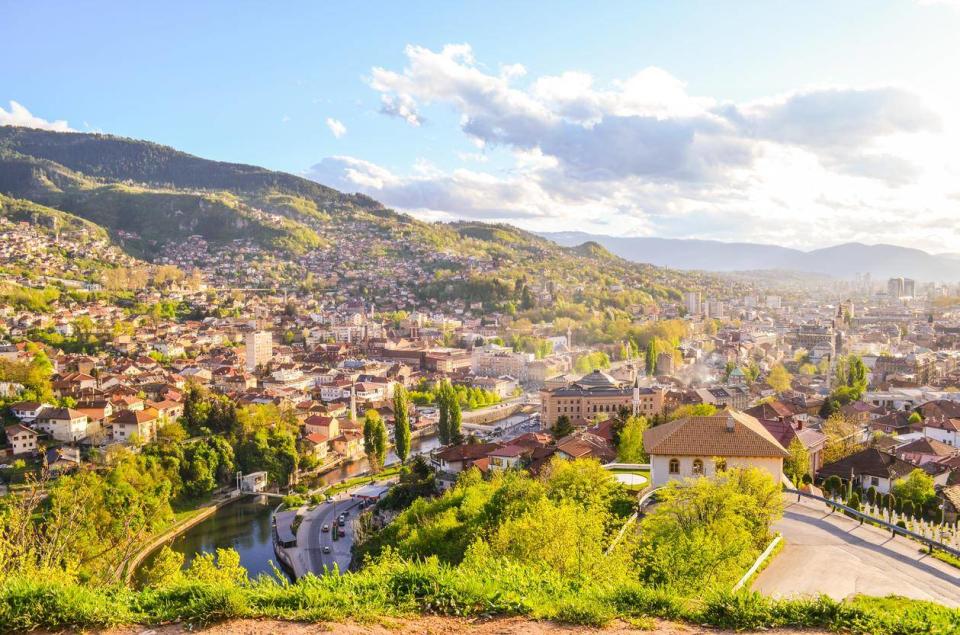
[541,231,960,282]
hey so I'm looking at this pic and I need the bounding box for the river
[134,496,283,585]
[133,414,539,585]
[132,435,442,585]
[319,431,442,486]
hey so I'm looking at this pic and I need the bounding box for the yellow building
[540,370,665,427]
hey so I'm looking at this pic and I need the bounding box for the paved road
[753,497,960,606]
[302,495,360,575]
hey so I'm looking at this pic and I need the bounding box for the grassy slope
[1,564,958,633]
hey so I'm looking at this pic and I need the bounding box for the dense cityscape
[4,2,960,633]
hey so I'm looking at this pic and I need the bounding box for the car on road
[321,524,329,532]
[338,518,345,526]
[338,528,346,538]
[322,546,331,554]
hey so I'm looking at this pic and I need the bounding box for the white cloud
[0,101,73,131]
[307,44,960,251]
[325,117,347,138]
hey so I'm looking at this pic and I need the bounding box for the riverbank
[124,492,251,584]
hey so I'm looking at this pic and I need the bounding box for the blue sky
[3,1,960,250]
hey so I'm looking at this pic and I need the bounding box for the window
[871,477,879,487]
[692,459,704,475]
[669,458,680,474]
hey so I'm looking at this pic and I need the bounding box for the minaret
[566,326,572,350]
[349,384,357,423]
[632,375,641,417]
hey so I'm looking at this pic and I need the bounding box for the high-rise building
[245,330,273,372]
[766,295,782,309]
[684,291,701,316]
[888,277,904,299]
[903,278,916,298]
[705,300,725,319]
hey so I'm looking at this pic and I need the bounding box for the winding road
[753,496,960,606]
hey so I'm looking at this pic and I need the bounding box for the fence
[605,486,663,556]
[732,535,782,591]
[785,487,960,560]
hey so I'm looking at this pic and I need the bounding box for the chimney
[726,415,735,432]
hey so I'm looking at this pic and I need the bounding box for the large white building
[471,344,532,381]
[245,330,273,372]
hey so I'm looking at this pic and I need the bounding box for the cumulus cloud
[325,117,347,138]
[307,44,960,251]
[0,101,73,131]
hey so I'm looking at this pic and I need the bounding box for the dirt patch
[91,616,831,635]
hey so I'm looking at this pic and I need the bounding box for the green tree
[393,384,411,464]
[437,381,451,445]
[637,468,783,591]
[363,410,388,473]
[892,469,936,510]
[822,414,861,464]
[767,363,793,394]
[847,492,861,512]
[552,414,574,439]
[449,390,463,445]
[824,475,842,497]
[783,437,810,481]
[645,340,658,375]
[616,415,648,463]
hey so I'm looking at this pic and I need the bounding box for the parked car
[321,524,329,532]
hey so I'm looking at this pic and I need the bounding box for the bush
[281,494,306,509]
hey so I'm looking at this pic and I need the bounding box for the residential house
[894,437,958,465]
[643,410,790,486]
[112,408,160,443]
[817,448,916,494]
[9,400,52,422]
[35,407,90,442]
[923,417,960,447]
[45,446,81,472]
[4,424,39,456]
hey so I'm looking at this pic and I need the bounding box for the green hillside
[0,127,730,308]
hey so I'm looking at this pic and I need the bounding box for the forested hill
[0,126,379,211]
[0,126,730,304]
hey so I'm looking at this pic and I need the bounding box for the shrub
[281,494,306,509]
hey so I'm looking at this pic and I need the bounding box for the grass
[736,534,784,591]
[2,558,960,633]
[607,468,650,492]
[324,465,403,497]
[928,549,960,570]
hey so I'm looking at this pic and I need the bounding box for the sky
[3,0,960,252]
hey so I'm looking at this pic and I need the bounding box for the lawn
[324,465,402,497]
[607,467,650,491]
